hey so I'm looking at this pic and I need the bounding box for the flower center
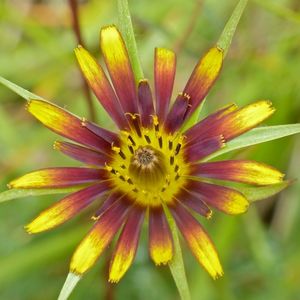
[129,146,167,192]
[107,116,189,207]
[133,146,157,167]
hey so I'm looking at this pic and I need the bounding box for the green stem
[117,0,144,82]
[164,206,191,300]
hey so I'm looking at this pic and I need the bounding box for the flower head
[9,25,284,283]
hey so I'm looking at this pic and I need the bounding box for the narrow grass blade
[217,0,248,56]
[58,273,81,300]
[204,124,300,161]
[117,0,144,82]
[164,206,191,300]
[0,76,44,101]
[0,187,80,204]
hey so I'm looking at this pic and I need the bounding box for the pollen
[107,116,189,207]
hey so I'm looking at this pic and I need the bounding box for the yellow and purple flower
[9,25,284,282]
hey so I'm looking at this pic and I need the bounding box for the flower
[9,25,284,283]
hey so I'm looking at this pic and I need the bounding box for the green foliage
[0,187,80,204]
[1,0,300,300]
[205,124,300,160]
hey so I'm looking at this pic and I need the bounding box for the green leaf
[164,205,191,300]
[0,187,80,204]
[237,180,292,202]
[204,124,300,161]
[0,75,44,101]
[217,0,248,56]
[117,0,144,82]
[184,0,248,131]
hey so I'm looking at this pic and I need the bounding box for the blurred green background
[1,0,300,299]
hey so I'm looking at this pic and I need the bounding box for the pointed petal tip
[100,24,118,34]
[100,25,120,45]
[74,46,81,54]
[212,269,224,280]
[24,224,32,234]
[151,251,173,266]
[25,222,41,234]
[108,277,119,284]
[154,257,172,266]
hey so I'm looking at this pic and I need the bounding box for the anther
[158,136,163,148]
[119,150,126,160]
[119,175,126,181]
[120,164,126,169]
[128,135,136,146]
[128,145,134,154]
[174,165,179,172]
[144,135,151,144]
[127,178,133,184]
[170,156,174,165]
[175,173,180,181]
[168,140,173,150]
[165,177,170,186]
[175,143,182,155]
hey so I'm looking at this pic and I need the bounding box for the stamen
[144,135,151,144]
[175,143,181,155]
[119,175,126,181]
[126,113,142,137]
[152,115,159,132]
[170,156,174,165]
[128,145,134,154]
[165,176,170,185]
[109,119,187,208]
[112,144,126,159]
[119,151,126,160]
[158,135,163,148]
[128,135,136,146]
